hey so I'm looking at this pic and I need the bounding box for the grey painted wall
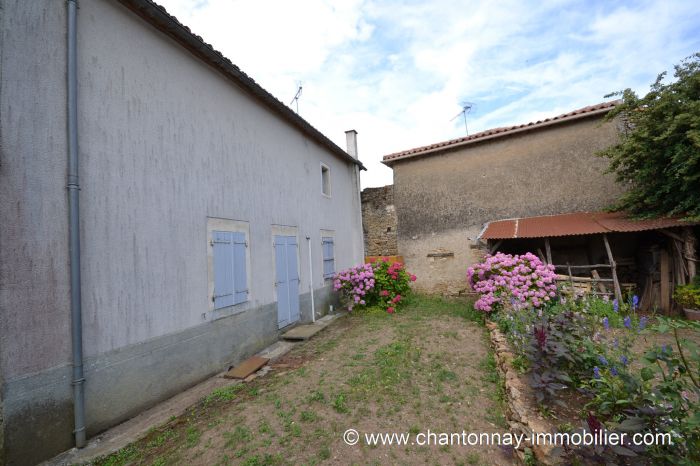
[0,0,362,463]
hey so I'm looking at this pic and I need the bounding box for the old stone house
[381,102,624,294]
[0,1,364,464]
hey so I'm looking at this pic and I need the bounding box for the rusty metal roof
[480,211,699,240]
[382,101,619,165]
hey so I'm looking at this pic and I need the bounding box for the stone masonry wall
[361,185,398,256]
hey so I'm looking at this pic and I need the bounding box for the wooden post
[545,238,553,265]
[591,269,608,294]
[603,234,623,305]
[660,248,670,314]
[683,227,697,280]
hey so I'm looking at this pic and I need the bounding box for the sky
[158,0,700,188]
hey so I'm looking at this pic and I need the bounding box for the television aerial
[289,82,303,113]
[450,102,475,135]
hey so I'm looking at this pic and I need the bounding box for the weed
[185,425,201,448]
[318,445,331,460]
[224,426,252,449]
[146,429,175,448]
[205,384,243,404]
[332,392,349,413]
[300,410,318,422]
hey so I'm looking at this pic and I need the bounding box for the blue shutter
[275,236,290,327]
[232,232,248,304]
[322,237,335,278]
[286,236,300,322]
[213,231,234,309]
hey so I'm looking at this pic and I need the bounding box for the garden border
[486,321,560,465]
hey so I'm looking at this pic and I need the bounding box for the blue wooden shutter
[322,237,335,278]
[286,236,300,322]
[232,232,248,304]
[213,231,234,309]
[275,236,290,327]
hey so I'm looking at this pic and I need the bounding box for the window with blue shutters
[322,236,335,279]
[213,230,248,309]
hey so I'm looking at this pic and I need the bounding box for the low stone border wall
[486,321,559,465]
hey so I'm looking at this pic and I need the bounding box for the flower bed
[468,252,700,464]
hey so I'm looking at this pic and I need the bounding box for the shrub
[333,259,416,313]
[674,283,700,309]
[466,252,557,312]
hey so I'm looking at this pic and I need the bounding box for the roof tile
[383,101,619,164]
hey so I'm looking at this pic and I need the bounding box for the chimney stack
[345,130,358,159]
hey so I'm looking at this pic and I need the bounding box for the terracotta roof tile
[382,101,620,165]
[480,211,699,240]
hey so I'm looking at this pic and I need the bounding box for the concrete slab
[281,324,324,341]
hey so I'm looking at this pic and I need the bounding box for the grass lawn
[93,295,517,466]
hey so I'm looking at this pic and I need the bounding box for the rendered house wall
[0,1,363,463]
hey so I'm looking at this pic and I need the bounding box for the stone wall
[361,185,398,256]
[389,114,624,293]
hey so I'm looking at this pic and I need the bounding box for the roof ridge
[383,100,620,164]
[117,0,365,170]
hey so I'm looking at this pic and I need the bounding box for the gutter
[67,0,86,448]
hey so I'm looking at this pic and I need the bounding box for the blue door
[275,235,300,328]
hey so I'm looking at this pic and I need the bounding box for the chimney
[345,129,358,159]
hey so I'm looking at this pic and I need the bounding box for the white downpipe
[306,236,316,322]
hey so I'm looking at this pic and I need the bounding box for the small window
[321,163,331,197]
[322,236,335,279]
[212,230,248,309]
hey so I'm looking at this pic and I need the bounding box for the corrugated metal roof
[382,101,619,165]
[480,211,699,240]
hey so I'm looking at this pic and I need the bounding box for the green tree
[598,53,700,218]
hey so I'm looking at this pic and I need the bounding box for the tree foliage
[598,53,700,218]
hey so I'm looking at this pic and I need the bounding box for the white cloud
[157,0,700,188]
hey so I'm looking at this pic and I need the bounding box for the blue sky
[159,0,700,187]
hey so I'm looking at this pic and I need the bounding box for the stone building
[361,185,398,256]
[381,102,624,294]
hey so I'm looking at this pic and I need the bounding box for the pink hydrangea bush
[466,252,557,312]
[333,258,417,313]
[332,263,375,311]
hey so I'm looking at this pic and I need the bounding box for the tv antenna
[289,82,303,113]
[450,102,474,135]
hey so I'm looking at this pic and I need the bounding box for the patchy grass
[93,294,514,466]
